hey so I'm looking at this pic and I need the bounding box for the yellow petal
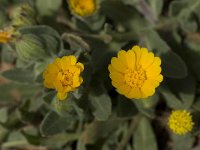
[109,72,124,83]
[117,84,131,95]
[145,56,162,77]
[156,74,163,82]
[108,64,117,73]
[69,55,77,65]
[126,50,136,70]
[146,65,161,78]
[54,79,64,92]
[112,81,123,88]
[43,64,59,76]
[132,45,142,65]
[66,66,80,76]
[132,45,141,51]
[111,57,127,73]
[43,80,54,89]
[144,79,160,88]
[73,76,81,87]
[54,58,65,70]
[43,74,55,87]
[140,50,154,69]
[153,57,161,66]
[57,92,67,100]
[141,81,156,98]
[64,86,74,93]
[126,88,142,99]
[79,77,83,84]
[62,55,77,65]
[76,62,84,72]
[117,50,128,66]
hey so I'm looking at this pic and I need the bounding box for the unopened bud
[11,3,37,28]
[15,34,48,62]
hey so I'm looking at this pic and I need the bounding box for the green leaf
[0,125,8,142]
[138,93,159,109]
[132,94,159,118]
[0,108,8,123]
[117,96,138,118]
[161,48,188,79]
[143,29,188,79]
[2,131,29,148]
[34,60,52,79]
[122,0,138,6]
[81,120,120,144]
[168,0,198,32]
[172,134,194,150]
[193,97,200,112]
[73,86,84,99]
[19,25,63,54]
[19,25,60,39]
[100,0,135,24]
[169,0,200,17]
[40,110,75,136]
[73,14,106,32]
[41,133,80,149]
[183,33,200,81]
[52,97,84,119]
[36,0,62,16]
[166,74,196,109]
[88,84,112,121]
[1,68,35,83]
[159,75,196,109]
[133,116,158,150]
[159,84,182,109]
[148,0,163,18]
[188,0,200,18]
[1,44,16,63]
[90,39,126,72]
[169,0,188,17]
[43,91,56,104]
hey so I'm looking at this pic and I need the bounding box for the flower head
[168,110,194,135]
[108,45,163,99]
[43,55,84,100]
[68,0,96,17]
[0,30,12,44]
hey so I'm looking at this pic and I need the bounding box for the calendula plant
[0,0,200,150]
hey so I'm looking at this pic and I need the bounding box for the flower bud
[15,34,48,62]
[10,3,37,28]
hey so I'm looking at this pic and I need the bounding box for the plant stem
[116,115,140,150]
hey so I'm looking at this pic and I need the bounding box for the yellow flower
[43,55,84,100]
[168,110,194,135]
[68,0,96,17]
[0,30,12,43]
[108,45,163,99]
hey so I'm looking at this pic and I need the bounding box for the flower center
[58,69,74,87]
[124,65,147,88]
